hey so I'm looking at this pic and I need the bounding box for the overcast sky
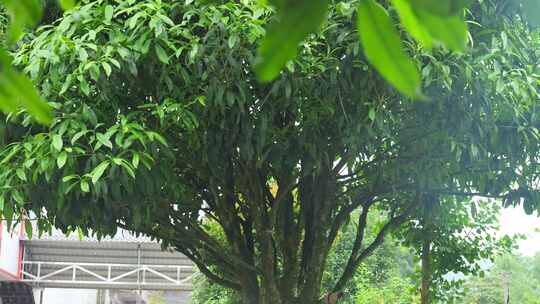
[500,207,540,256]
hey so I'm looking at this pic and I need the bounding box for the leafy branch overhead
[254,0,471,98]
[1,0,540,121]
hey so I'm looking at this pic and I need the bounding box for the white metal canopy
[20,230,195,291]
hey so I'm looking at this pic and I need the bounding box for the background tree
[1,1,540,303]
[398,198,518,304]
[462,253,540,304]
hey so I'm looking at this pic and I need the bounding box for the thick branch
[332,201,417,292]
[331,203,370,292]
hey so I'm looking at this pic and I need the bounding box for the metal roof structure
[18,228,195,291]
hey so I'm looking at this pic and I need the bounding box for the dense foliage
[1,0,540,303]
[0,0,471,122]
[2,0,540,123]
[462,252,540,303]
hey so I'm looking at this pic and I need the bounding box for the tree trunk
[235,262,327,304]
[240,287,322,304]
[238,272,261,304]
[420,238,432,304]
[240,290,260,304]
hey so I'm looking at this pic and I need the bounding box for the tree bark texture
[421,238,432,304]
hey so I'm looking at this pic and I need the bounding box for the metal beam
[21,261,194,291]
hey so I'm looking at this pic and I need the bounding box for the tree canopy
[1,1,540,303]
[3,0,540,123]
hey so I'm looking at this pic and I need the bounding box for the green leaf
[57,151,67,169]
[62,175,78,182]
[368,108,376,121]
[0,50,52,124]
[1,146,20,165]
[89,64,100,81]
[0,196,4,212]
[147,131,168,146]
[77,227,84,240]
[80,179,90,192]
[102,62,112,77]
[119,160,135,178]
[357,0,422,98]
[414,10,467,52]
[96,132,113,149]
[189,45,199,61]
[1,0,42,43]
[255,0,330,82]
[23,158,35,168]
[104,5,114,23]
[59,0,76,10]
[392,0,433,48]
[80,77,90,95]
[16,168,27,181]
[91,161,109,184]
[155,44,169,64]
[132,153,140,168]
[228,35,238,49]
[406,0,469,16]
[12,190,24,205]
[71,130,89,145]
[3,199,13,222]
[64,181,79,194]
[78,48,88,62]
[52,134,63,151]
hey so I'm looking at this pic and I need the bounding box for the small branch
[331,204,370,292]
[181,250,242,291]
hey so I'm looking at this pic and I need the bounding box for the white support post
[36,262,41,279]
[39,288,44,304]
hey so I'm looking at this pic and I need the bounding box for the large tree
[1,1,540,303]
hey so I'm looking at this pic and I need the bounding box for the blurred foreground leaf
[406,0,470,16]
[0,0,41,43]
[0,0,53,124]
[59,0,76,10]
[0,50,52,124]
[358,0,422,98]
[255,0,329,82]
[414,9,467,52]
